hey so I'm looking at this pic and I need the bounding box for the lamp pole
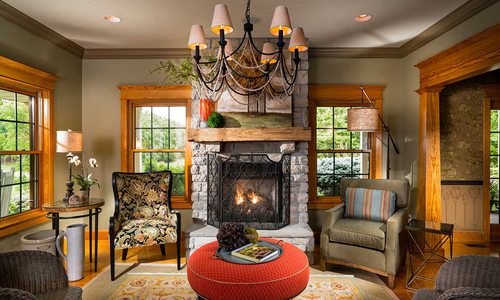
[360,87,400,179]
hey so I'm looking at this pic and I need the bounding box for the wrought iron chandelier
[187,0,308,101]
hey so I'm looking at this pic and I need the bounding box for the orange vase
[200,99,213,128]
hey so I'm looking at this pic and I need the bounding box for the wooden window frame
[119,85,193,209]
[308,84,384,210]
[0,56,56,237]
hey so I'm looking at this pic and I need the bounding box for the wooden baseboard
[453,231,486,243]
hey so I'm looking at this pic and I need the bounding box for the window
[0,89,39,217]
[315,106,370,197]
[490,109,499,224]
[308,85,383,209]
[134,105,187,196]
[119,85,192,209]
[0,56,55,237]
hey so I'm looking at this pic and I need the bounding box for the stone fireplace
[185,38,313,259]
[207,153,291,230]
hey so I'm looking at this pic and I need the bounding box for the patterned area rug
[83,264,398,300]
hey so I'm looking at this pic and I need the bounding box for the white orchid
[69,156,81,166]
[89,157,98,168]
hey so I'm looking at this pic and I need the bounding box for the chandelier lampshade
[188,24,208,50]
[289,27,308,52]
[211,3,233,34]
[261,42,278,64]
[270,5,292,36]
[347,107,380,132]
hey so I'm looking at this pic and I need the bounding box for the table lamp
[56,129,83,202]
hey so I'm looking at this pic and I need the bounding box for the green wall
[0,15,82,251]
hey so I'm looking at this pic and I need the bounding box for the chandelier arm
[223,58,272,80]
[280,54,298,79]
[279,57,298,86]
[226,31,248,58]
[247,31,280,56]
[196,62,222,84]
[225,59,282,93]
[223,76,261,96]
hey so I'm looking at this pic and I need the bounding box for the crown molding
[83,48,191,59]
[1,0,495,60]
[0,1,84,58]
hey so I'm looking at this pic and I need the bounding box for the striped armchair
[413,255,500,300]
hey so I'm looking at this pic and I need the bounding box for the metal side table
[42,198,104,272]
[405,219,454,291]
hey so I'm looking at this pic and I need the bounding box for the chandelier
[187,0,308,101]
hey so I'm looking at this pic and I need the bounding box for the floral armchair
[109,171,181,280]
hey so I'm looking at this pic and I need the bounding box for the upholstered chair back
[340,178,410,209]
[112,171,173,223]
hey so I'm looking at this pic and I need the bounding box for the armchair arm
[320,204,345,258]
[0,288,37,300]
[109,215,121,236]
[385,208,408,274]
[439,287,500,300]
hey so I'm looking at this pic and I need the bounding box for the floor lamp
[347,86,400,179]
[56,130,83,202]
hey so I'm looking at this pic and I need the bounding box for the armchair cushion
[328,218,386,251]
[345,187,396,222]
[114,215,177,249]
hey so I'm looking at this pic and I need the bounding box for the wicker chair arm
[0,288,38,300]
[438,287,500,300]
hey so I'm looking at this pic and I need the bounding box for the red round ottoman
[187,238,309,300]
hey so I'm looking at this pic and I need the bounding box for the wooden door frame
[416,24,500,241]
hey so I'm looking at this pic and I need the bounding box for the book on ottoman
[231,242,280,263]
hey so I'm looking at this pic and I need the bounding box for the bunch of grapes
[217,223,249,251]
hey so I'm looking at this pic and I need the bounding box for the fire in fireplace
[207,153,291,230]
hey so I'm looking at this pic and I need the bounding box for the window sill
[308,197,343,210]
[0,210,49,238]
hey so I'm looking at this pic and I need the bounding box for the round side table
[42,198,104,272]
[187,238,309,300]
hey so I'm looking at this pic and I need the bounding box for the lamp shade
[269,6,292,36]
[261,42,278,64]
[347,108,379,132]
[188,24,208,50]
[211,3,233,34]
[289,27,308,52]
[56,130,83,153]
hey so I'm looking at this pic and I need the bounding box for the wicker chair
[413,255,500,300]
[110,170,181,280]
[0,250,82,300]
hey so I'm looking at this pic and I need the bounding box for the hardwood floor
[71,239,500,300]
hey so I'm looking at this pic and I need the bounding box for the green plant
[208,112,224,128]
[70,156,100,190]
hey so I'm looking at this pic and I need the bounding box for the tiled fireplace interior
[185,38,313,260]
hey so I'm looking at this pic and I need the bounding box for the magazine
[231,242,280,263]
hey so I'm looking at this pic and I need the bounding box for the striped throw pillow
[345,187,396,222]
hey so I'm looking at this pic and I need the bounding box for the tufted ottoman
[187,238,309,300]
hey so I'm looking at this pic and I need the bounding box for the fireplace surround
[207,153,291,230]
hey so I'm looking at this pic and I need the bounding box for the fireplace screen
[207,153,290,230]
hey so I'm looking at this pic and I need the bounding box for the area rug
[82,263,398,300]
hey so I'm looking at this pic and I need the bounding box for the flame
[248,191,260,204]
[235,185,245,205]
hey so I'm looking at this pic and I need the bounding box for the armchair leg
[122,249,128,261]
[320,258,327,272]
[176,211,182,270]
[160,244,166,256]
[387,274,395,289]
[110,237,115,281]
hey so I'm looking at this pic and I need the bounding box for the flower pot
[79,188,90,204]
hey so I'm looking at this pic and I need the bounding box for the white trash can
[21,229,64,255]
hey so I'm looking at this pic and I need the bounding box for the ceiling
[4,0,469,49]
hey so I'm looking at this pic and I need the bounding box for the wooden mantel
[187,127,312,142]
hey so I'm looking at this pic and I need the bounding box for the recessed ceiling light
[355,14,372,22]
[104,15,122,23]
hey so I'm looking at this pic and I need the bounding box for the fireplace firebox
[207,153,291,230]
